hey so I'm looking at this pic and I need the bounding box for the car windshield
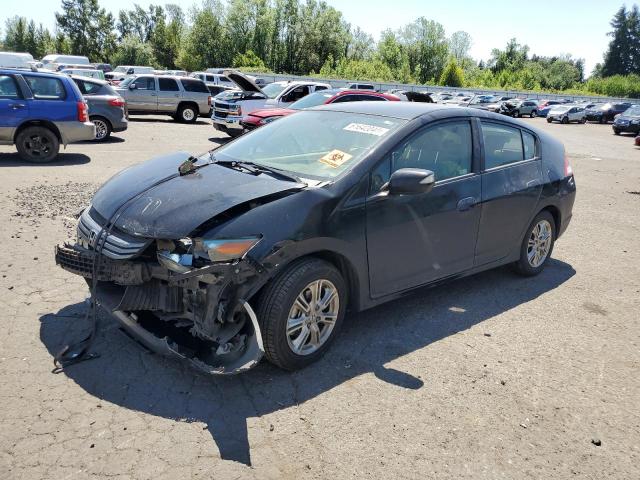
[624,105,640,115]
[289,91,334,109]
[213,110,406,180]
[261,83,287,99]
[114,66,128,73]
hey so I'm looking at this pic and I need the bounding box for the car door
[366,119,482,298]
[474,121,543,266]
[156,77,180,113]
[0,74,28,142]
[126,76,157,112]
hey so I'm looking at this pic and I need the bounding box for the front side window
[159,78,179,91]
[482,122,525,169]
[262,82,287,99]
[388,121,473,183]
[133,76,155,90]
[215,110,406,180]
[24,76,66,100]
[0,75,21,99]
[285,85,310,102]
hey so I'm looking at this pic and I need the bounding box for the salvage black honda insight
[55,102,576,374]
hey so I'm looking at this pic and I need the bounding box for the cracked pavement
[0,116,639,479]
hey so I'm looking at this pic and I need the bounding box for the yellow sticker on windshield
[319,149,353,168]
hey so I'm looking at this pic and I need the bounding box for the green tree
[111,35,156,66]
[176,5,228,71]
[602,6,631,76]
[439,58,464,86]
[448,31,472,66]
[400,17,449,83]
[55,0,116,61]
[489,38,529,73]
[233,49,267,70]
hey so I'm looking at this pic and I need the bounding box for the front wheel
[512,211,555,276]
[613,128,621,135]
[547,118,553,123]
[257,258,346,370]
[530,110,537,118]
[15,126,60,163]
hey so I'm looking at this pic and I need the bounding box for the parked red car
[240,88,400,131]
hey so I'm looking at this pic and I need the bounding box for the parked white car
[546,104,587,124]
[211,71,331,137]
[104,66,155,83]
[190,72,237,95]
[41,54,90,71]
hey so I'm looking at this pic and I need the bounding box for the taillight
[108,97,125,107]
[564,153,573,177]
[77,101,88,122]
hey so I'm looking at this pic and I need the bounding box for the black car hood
[91,152,306,239]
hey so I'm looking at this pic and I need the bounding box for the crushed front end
[55,207,265,375]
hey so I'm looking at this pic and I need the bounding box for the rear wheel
[546,118,553,123]
[177,104,198,123]
[513,211,555,276]
[15,126,59,163]
[530,110,537,118]
[257,258,346,370]
[561,116,569,124]
[91,116,111,141]
[613,128,621,135]
[580,117,587,124]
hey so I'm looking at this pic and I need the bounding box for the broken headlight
[157,236,261,273]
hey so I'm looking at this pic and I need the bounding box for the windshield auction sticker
[319,150,353,168]
[343,123,390,136]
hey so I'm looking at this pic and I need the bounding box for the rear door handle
[457,196,477,212]
[8,103,26,110]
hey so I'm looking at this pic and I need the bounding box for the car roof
[0,67,65,78]
[70,75,108,85]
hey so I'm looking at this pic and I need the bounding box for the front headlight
[194,237,261,262]
[157,236,261,272]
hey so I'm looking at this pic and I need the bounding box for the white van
[0,52,35,68]
[41,54,90,70]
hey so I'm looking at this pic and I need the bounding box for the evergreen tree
[602,6,631,76]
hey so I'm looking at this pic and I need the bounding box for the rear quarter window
[24,76,67,100]
[0,75,21,99]
[180,79,209,93]
[481,122,524,169]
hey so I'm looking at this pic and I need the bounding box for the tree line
[2,0,640,98]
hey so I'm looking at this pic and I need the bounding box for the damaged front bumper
[55,242,265,375]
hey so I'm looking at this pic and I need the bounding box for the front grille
[214,102,230,110]
[77,208,149,260]
[215,111,228,118]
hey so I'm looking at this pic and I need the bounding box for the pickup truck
[0,68,95,162]
[211,71,331,137]
[115,75,211,123]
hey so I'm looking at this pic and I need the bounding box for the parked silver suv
[116,75,211,123]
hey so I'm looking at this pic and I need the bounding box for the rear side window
[205,75,215,82]
[315,85,328,91]
[159,77,179,91]
[219,76,231,83]
[24,76,67,100]
[180,79,209,93]
[361,95,386,101]
[522,131,536,159]
[0,75,21,99]
[481,123,524,169]
[75,80,103,95]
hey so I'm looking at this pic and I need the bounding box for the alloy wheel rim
[183,109,195,121]
[24,135,50,157]
[527,219,552,268]
[94,120,108,139]
[286,279,339,356]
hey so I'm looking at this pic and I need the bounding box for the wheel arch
[14,120,62,144]
[539,205,561,237]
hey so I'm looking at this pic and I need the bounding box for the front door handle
[457,196,477,212]
[8,103,26,110]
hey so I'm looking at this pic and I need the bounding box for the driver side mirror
[387,168,435,195]
[128,83,137,90]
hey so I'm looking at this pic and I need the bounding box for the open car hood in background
[90,152,305,239]
[224,70,264,94]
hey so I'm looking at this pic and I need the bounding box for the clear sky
[1,0,633,75]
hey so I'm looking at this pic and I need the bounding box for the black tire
[599,116,605,124]
[91,116,112,141]
[177,104,198,123]
[546,118,552,123]
[561,116,569,124]
[226,128,243,138]
[613,128,621,135]
[256,258,347,371]
[530,110,537,118]
[15,126,59,163]
[512,211,556,277]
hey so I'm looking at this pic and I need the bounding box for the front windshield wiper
[214,159,305,184]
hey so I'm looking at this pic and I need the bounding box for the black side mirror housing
[388,168,435,195]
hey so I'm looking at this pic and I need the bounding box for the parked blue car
[0,68,95,162]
